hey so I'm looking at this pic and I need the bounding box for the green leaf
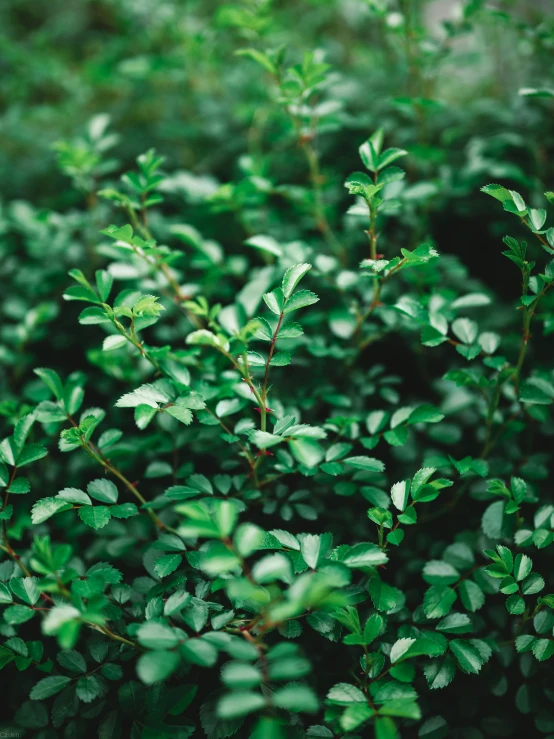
[288,438,324,467]
[263,288,285,315]
[153,554,183,578]
[270,529,300,551]
[375,717,399,739]
[379,147,407,168]
[221,661,262,689]
[42,604,81,636]
[217,690,266,719]
[282,264,312,299]
[17,444,48,467]
[506,594,525,615]
[4,604,35,624]
[87,479,118,504]
[339,704,374,732]
[164,590,192,616]
[407,406,444,425]
[273,683,319,713]
[31,497,72,524]
[359,133,382,171]
[9,477,31,495]
[10,577,40,606]
[326,683,366,705]
[76,675,101,703]
[234,523,265,557]
[283,290,319,313]
[252,553,292,583]
[245,234,283,257]
[449,640,482,674]
[422,561,459,586]
[165,405,193,424]
[522,573,544,595]
[57,650,87,673]
[78,506,111,530]
[481,184,512,202]
[341,543,388,568]
[532,639,554,662]
[424,586,457,619]
[34,368,64,400]
[214,499,239,537]
[250,717,287,739]
[236,48,277,74]
[270,351,291,367]
[300,534,324,569]
[344,172,379,197]
[180,638,218,666]
[116,382,170,409]
[520,377,554,405]
[386,529,404,546]
[390,480,409,511]
[390,638,416,663]
[137,621,179,650]
[436,612,472,633]
[451,293,491,309]
[344,456,385,472]
[411,468,436,496]
[30,676,72,700]
[137,651,180,684]
[363,613,384,645]
[110,503,138,519]
[482,501,505,539]
[424,656,456,690]
[186,329,229,352]
[57,488,91,505]
[369,577,404,613]
[459,581,485,612]
[513,553,532,581]
[452,318,478,345]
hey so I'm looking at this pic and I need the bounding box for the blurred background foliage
[2,0,553,399]
[2,0,553,200]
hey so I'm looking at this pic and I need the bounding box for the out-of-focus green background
[2,0,552,204]
[1,0,553,387]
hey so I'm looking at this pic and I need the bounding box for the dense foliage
[2,1,554,737]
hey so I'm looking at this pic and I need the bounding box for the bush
[2,1,554,738]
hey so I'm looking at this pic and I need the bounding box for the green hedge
[1,1,554,738]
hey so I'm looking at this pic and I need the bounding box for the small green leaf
[513,553,532,582]
[344,456,385,472]
[424,586,457,619]
[165,405,193,424]
[137,651,180,684]
[449,640,482,674]
[31,498,72,524]
[390,637,416,663]
[78,506,111,530]
[153,554,182,578]
[263,288,285,315]
[87,479,118,504]
[10,577,40,606]
[282,264,312,299]
[30,676,72,700]
[218,690,266,719]
[57,650,87,673]
[283,290,319,314]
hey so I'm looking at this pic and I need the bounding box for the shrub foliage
[2,1,554,738]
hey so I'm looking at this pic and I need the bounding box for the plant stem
[66,412,169,532]
[302,140,345,261]
[260,310,284,432]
